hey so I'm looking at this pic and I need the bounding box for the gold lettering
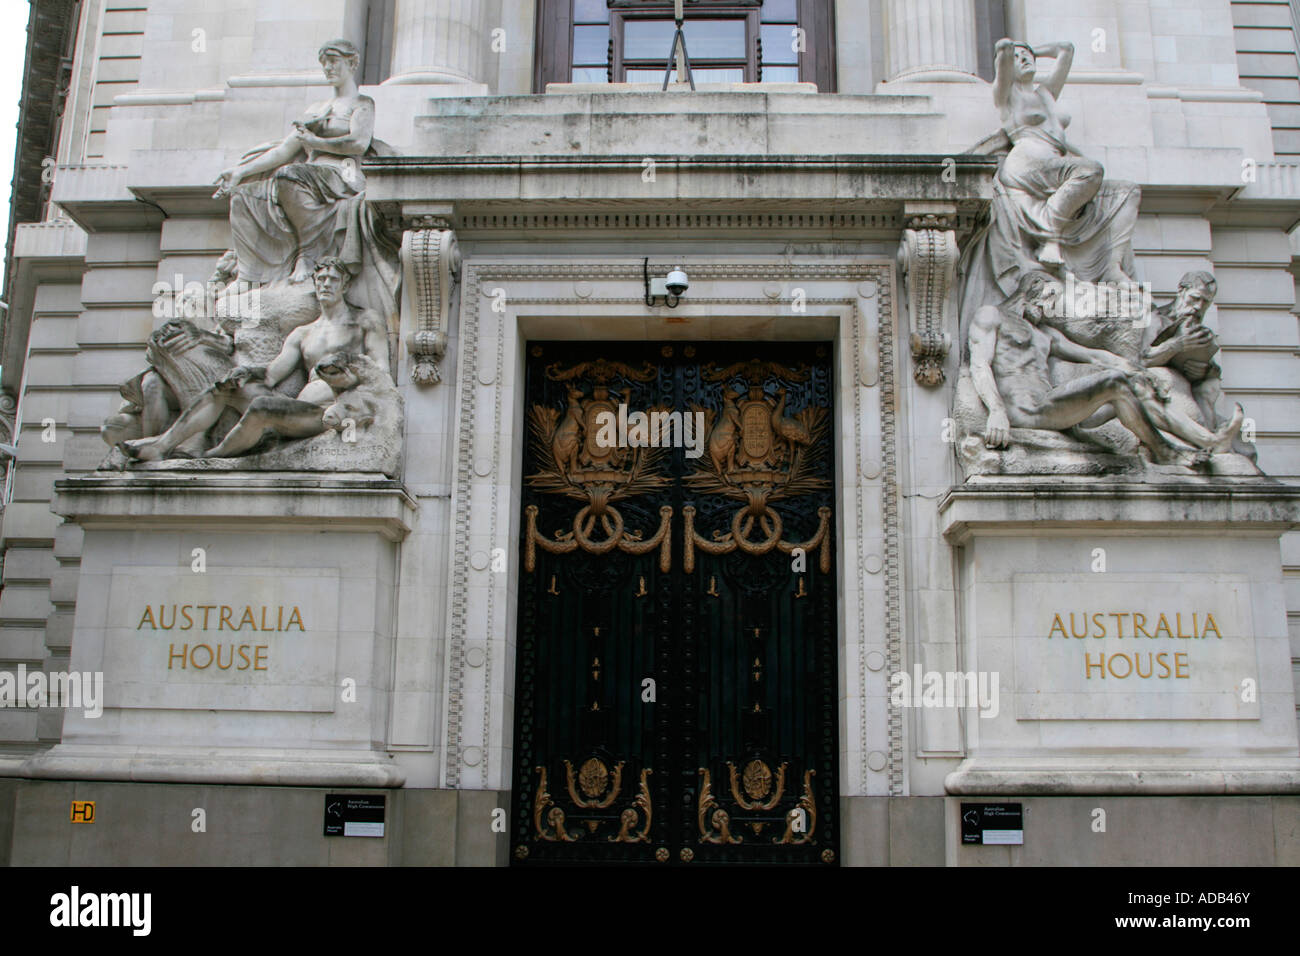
[190,644,213,669]
[1070,612,1089,638]
[1133,613,1151,638]
[287,606,304,632]
[158,604,176,630]
[219,606,233,630]
[1176,613,1191,638]
[1106,653,1132,679]
[199,605,216,629]
[1092,613,1106,638]
[1085,653,1105,678]
[138,606,157,630]
[238,645,252,670]
[180,605,193,630]
[260,606,270,630]
[167,643,187,669]
[1134,653,1153,678]
[1155,614,1173,639]
[254,645,268,670]
[1109,612,1128,639]
[1157,651,1171,678]
[216,644,234,669]
[1203,613,1222,639]
[1175,652,1189,678]
[1048,614,1068,639]
[237,606,256,631]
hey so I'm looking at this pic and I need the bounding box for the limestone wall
[1,0,1297,789]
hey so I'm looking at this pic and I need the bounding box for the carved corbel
[898,206,958,387]
[401,224,460,386]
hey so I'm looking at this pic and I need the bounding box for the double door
[510,341,838,865]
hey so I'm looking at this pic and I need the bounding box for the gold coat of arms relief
[523,356,833,575]
[684,360,833,573]
[523,358,674,573]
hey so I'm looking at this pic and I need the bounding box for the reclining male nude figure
[969,271,1241,466]
[122,256,388,461]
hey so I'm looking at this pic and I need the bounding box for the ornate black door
[511,341,838,865]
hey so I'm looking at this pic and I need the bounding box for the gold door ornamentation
[683,360,832,573]
[697,765,819,846]
[531,762,653,844]
[524,358,673,572]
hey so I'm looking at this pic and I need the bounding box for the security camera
[644,259,690,308]
[665,268,689,297]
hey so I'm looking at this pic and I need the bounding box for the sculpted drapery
[214,38,400,330]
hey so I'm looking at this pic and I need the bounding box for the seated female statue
[213,39,378,285]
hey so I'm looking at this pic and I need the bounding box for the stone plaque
[101,566,341,712]
[1011,573,1258,720]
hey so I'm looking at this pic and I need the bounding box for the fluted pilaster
[386,0,492,85]
[884,0,979,82]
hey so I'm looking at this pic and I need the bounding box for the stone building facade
[0,0,1298,865]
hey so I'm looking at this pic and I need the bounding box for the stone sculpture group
[100,34,1263,483]
[101,39,403,476]
[954,38,1259,478]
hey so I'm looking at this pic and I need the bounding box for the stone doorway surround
[427,255,905,798]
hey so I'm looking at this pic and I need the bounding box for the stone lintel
[52,473,416,542]
[940,478,1300,545]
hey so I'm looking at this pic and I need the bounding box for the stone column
[884,0,979,82]
[386,0,492,85]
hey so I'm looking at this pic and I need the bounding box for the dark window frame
[533,0,836,92]
[611,5,760,83]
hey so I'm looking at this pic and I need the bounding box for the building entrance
[510,341,838,865]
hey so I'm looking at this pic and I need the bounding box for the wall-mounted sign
[323,794,386,838]
[961,803,1023,845]
[70,800,95,823]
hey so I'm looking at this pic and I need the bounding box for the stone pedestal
[20,474,415,787]
[939,479,1300,794]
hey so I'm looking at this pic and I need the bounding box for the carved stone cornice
[402,228,460,386]
[898,204,958,386]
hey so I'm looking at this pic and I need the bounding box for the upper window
[537,0,835,91]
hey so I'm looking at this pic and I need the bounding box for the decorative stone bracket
[401,221,460,386]
[898,204,958,387]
